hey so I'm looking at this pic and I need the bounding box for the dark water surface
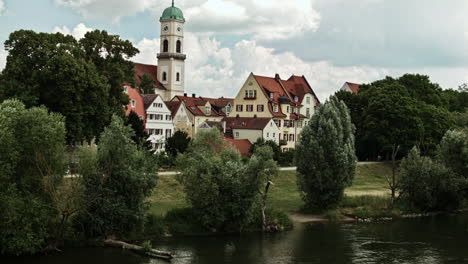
[3,213,468,264]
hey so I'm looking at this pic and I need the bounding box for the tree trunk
[261,181,273,231]
[103,239,173,260]
[390,144,400,206]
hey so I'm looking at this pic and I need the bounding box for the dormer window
[123,86,129,93]
[294,96,299,102]
[226,103,231,113]
[131,100,136,108]
[205,106,211,115]
[273,104,278,113]
[270,93,274,99]
[306,97,311,104]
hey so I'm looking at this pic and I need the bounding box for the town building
[230,73,320,151]
[143,94,174,152]
[124,86,146,121]
[223,117,280,145]
[340,82,361,94]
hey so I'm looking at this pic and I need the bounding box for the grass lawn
[148,162,393,216]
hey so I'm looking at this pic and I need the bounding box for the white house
[143,94,174,152]
[340,82,361,94]
[223,117,280,145]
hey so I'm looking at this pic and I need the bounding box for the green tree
[250,138,281,162]
[165,130,191,158]
[176,129,277,232]
[399,147,463,211]
[125,111,151,150]
[77,116,157,237]
[0,100,66,255]
[139,73,155,94]
[0,29,139,143]
[437,130,468,178]
[296,97,357,210]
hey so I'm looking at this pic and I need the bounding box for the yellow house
[231,73,321,151]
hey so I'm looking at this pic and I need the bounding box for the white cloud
[0,0,4,14]
[132,38,160,65]
[53,23,93,39]
[0,48,7,70]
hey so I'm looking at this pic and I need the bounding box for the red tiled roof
[223,117,272,130]
[225,138,252,156]
[133,63,166,90]
[165,101,182,118]
[268,104,287,117]
[345,82,360,94]
[254,74,291,104]
[173,96,233,117]
[283,75,321,106]
[290,113,306,119]
[143,94,158,110]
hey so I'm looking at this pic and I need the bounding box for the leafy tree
[399,147,464,211]
[250,138,281,162]
[437,130,468,178]
[165,130,191,158]
[139,73,155,94]
[77,116,157,237]
[0,100,66,255]
[0,29,139,143]
[125,111,151,150]
[176,129,277,232]
[296,96,357,210]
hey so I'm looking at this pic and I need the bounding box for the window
[284,120,290,127]
[257,105,264,112]
[163,40,169,52]
[155,114,163,120]
[148,129,154,135]
[275,120,281,127]
[166,115,172,120]
[176,72,180,82]
[270,93,274,99]
[163,72,167,82]
[176,40,181,53]
[205,106,211,115]
[306,97,311,104]
[246,105,253,112]
[131,100,136,108]
[273,133,275,138]
[165,129,172,138]
[273,104,278,112]
[284,134,288,141]
[235,132,239,138]
[244,90,257,98]
[226,104,231,113]
[139,116,143,120]
[236,105,243,112]
[149,114,154,120]
[306,108,310,118]
[290,134,295,142]
[287,106,290,113]
[267,132,269,138]
[123,86,128,93]
[294,96,299,102]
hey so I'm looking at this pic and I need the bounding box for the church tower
[157,0,186,101]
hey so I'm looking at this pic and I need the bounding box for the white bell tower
[157,0,186,101]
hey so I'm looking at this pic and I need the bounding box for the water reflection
[2,213,467,264]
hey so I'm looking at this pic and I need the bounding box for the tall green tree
[139,73,155,94]
[125,110,151,150]
[0,100,66,255]
[165,130,191,158]
[77,116,157,237]
[176,129,277,232]
[296,97,357,210]
[0,29,139,143]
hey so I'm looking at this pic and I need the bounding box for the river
[3,213,468,264]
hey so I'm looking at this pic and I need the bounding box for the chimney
[275,73,281,81]
[192,93,196,98]
[184,93,187,97]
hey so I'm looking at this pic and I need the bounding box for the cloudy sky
[0,0,467,100]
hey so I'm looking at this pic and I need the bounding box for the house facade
[143,94,174,152]
[340,82,361,94]
[223,117,280,145]
[230,73,320,151]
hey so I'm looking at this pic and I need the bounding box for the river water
[3,213,468,264]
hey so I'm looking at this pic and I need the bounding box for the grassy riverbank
[148,162,394,218]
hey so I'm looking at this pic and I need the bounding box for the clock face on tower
[163,24,169,33]
[177,25,183,33]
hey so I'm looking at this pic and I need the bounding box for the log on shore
[104,239,173,260]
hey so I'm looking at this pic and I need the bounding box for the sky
[0,0,467,101]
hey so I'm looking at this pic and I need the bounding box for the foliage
[0,29,139,143]
[165,130,191,159]
[139,74,155,94]
[336,74,455,160]
[125,111,151,150]
[296,96,357,210]
[250,138,281,161]
[0,100,66,255]
[76,116,157,237]
[441,84,468,112]
[438,129,468,177]
[176,129,277,232]
[163,208,207,235]
[399,147,464,211]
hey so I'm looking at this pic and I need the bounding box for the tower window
[162,72,167,81]
[176,40,181,53]
[163,40,169,52]
[176,72,180,82]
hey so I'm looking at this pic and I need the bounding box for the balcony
[157,52,187,60]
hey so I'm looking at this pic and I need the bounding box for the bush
[163,208,207,235]
[264,209,293,230]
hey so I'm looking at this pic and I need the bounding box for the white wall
[262,119,280,144]
[145,96,174,152]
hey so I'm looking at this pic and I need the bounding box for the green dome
[161,6,185,21]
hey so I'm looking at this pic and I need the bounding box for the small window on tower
[163,72,167,82]
[176,72,180,82]
[176,40,181,53]
[163,40,169,52]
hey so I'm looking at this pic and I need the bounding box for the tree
[125,111,151,150]
[296,96,357,210]
[0,29,139,143]
[165,130,191,158]
[437,130,468,178]
[77,116,157,237]
[139,73,155,94]
[250,138,281,162]
[0,99,66,255]
[176,129,277,232]
[399,147,463,211]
